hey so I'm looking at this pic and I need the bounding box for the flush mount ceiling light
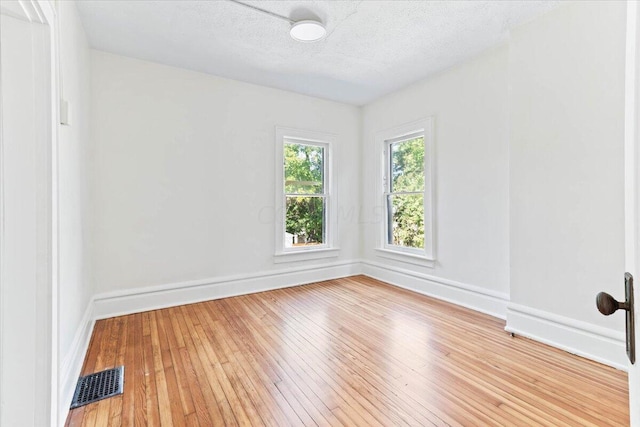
[228,0,326,43]
[290,20,326,43]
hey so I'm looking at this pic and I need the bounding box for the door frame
[0,1,59,425]
[625,1,639,426]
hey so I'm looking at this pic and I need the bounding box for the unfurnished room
[1,0,639,426]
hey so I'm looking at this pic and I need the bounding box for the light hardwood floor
[66,275,629,426]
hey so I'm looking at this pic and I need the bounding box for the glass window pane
[390,137,424,192]
[285,196,325,248]
[386,194,424,249]
[284,143,324,194]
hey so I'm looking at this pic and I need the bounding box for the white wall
[360,1,629,368]
[74,1,629,394]
[361,45,511,316]
[89,51,361,294]
[506,1,627,365]
[1,2,632,426]
[58,0,92,379]
[56,0,94,422]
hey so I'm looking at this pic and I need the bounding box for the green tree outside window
[284,143,325,246]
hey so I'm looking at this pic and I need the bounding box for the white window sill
[274,247,340,263]
[375,248,435,268]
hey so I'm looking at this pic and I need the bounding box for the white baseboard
[58,302,95,427]
[505,303,627,371]
[92,260,362,320]
[361,260,510,319]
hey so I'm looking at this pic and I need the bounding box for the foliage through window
[385,134,426,251]
[284,142,326,248]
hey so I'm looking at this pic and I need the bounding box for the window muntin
[283,141,328,249]
[384,133,427,253]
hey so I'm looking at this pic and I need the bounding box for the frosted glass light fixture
[290,20,326,42]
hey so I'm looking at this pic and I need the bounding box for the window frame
[377,118,435,265]
[274,126,338,263]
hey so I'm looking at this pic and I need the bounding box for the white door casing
[0,1,59,426]
[625,1,639,426]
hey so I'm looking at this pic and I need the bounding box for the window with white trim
[275,127,338,262]
[379,118,435,263]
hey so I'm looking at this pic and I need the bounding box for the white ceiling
[76,0,559,106]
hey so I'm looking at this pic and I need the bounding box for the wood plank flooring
[65,275,629,426]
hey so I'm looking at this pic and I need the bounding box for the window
[284,143,326,247]
[275,127,338,262]
[386,134,425,249]
[378,118,435,264]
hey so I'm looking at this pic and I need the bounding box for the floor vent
[70,366,124,409]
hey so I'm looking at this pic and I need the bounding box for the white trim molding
[625,0,640,424]
[92,260,361,320]
[274,126,339,262]
[274,247,340,263]
[0,2,59,425]
[361,260,509,319]
[376,117,436,264]
[374,248,435,268]
[58,302,94,427]
[0,0,48,23]
[505,303,627,371]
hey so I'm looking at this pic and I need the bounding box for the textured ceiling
[76,0,559,105]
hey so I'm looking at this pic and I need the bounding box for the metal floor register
[70,366,124,409]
